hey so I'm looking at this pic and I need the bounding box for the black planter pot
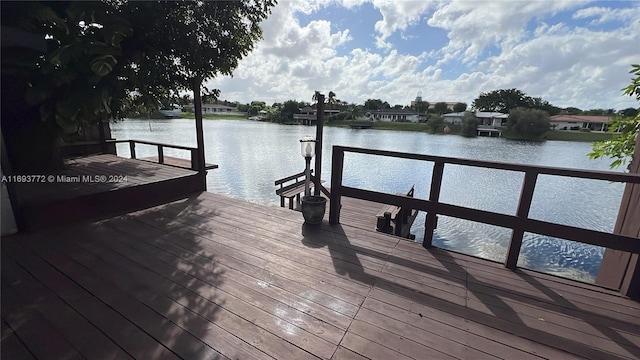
[301,195,327,225]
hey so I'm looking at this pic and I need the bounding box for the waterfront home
[293,106,341,123]
[366,109,420,122]
[549,114,611,131]
[182,103,242,115]
[443,111,508,126]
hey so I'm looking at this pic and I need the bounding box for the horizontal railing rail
[107,139,201,171]
[328,146,640,270]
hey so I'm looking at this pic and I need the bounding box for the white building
[549,115,611,131]
[366,109,420,122]
[183,103,242,115]
[442,111,508,126]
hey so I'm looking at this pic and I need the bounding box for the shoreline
[174,113,615,142]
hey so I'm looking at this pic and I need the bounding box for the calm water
[112,118,624,282]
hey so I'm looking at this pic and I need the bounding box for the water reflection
[112,119,624,282]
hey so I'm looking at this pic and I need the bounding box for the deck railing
[107,139,203,171]
[328,146,640,269]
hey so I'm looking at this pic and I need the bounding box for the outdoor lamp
[300,135,316,196]
[300,135,316,158]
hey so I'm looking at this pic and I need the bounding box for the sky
[206,0,640,110]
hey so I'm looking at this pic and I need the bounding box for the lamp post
[300,135,316,197]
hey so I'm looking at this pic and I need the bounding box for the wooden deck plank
[134,211,370,310]
[59,238,304,360]
[1,320,36,360]
[1,282,84,360]
[348,319,459,360]
[65,236,317,360]
[131,203,374,305]
[2,239,192,360]
[330,346,370,360]
[3,191,639,360]
[339,332,414,360]
[102,217,355,331]
[354,307,499,360]
[361,297,544,360]
[367,287,585,360]
[64,224,336,359]
[1,254,134,360]
[89,225,346,347]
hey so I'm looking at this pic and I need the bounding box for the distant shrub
[580,128,591,132]
[460,112,480,137]
[426,116,444,133]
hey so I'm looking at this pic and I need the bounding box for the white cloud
[428,1,585,63]
[573,5,640,25]
[371,0,433,49]
[205,1,639,111]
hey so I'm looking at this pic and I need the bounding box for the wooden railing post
[423,161,445,248]
[129,141,136,159]
[329,147,344,225]
[190,149,200,171]
[157,145,164,164]
[505,171,538,269]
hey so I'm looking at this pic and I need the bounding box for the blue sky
[207,0,640,110]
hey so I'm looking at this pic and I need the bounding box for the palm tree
[327,91,336,110]
[312,91,321,106]
[349,104,364,121]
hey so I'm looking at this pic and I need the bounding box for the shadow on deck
[2,192,639,359]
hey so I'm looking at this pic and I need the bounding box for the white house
[476,112,509,127]
[366,109,420,122]
[442,112,465,125]
[442,111,508,126]
[549,115,611,131]
[183,103,241,114]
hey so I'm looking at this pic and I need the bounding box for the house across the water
[183,103,243,115]
[549,115,611,131]
[366,109,420,122]
[443,111,508,126]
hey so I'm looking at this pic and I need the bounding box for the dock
[3,191,639,360]
[11,154,203,230]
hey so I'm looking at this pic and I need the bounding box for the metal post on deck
[314,93,325,196]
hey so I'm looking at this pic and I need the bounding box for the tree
[412,100,429,115]
[364,98,390,110]
[348,104,364,120]
[3,1,276,139]
[460,112,480,137]
[505,108,550,139]
[531,97,561,116]
[589,65,640,169]
[434,102,448,115]
[327,91,337,110]
[472,88,535,113]
[563,107,583,115]
[279,100,300,122]
[453,102,467,112]
[426,116,445,133]
[619,107,639,118]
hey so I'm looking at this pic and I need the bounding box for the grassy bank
[542,130,614,142]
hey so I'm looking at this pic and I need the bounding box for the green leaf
[90,55,117,76]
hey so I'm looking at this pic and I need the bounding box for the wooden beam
[192,77,207,190]
[314,93,325,196]
[505,171,538,269]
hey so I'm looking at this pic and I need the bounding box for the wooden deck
[11,154,203,230]
[2,192,639,359]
